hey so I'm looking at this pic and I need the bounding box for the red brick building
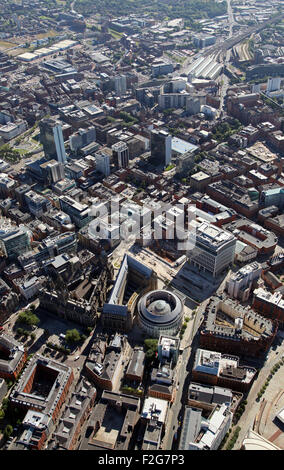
[0,333,27,381]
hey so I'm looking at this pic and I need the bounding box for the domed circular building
[138,290,183,338]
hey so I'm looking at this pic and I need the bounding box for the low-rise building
[200,293,277,358]
[80,390,140,450]
[253,287,284,327]
[85,333,126,391]
[10,354,74,423]
[125,347,145,384]
[50,378,96,450]
[0,333,27,381]
[192,349,256,393]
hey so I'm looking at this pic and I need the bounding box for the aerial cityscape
[0,0,284,455]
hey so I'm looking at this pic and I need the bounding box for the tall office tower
[95,150,110,177]
[187,221,237,278]
[114,74,127,96]
[39,118,67,164]
[0,221,31,260]
[112,142,129,169]
[267,77,281,93]
[186,97,201,116]
[254,49,264,65]
[150,129,172,167]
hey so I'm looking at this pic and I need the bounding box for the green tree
[65,329,81,344]
[144,338,158,362]
[16,310,40,327]
[4,424,13,439]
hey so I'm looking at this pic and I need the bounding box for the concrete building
[41,160,65,184]
[267,77,281,93]
[112,141,129,169]
[18,231,77,267]
[0,173,17,198]
[179,404,232,450]
[193,34,216,49]
[18,275,45,300]
[158,91,190,110]
[138,289,183,338]
[59,195,93,228]
[25,190,52,218]
[0,120,27,141]
[192,349,256,393]
[190,171,211,191]
[114,74,127,96]
[151,62,173,77]
[187,221,237,278]
[187,382,233,412]
[69,127,96,153]
[102,254,157,332]
[95,150,110,177]
[80,390,140,450]
[226,262,262,301]
[141,396,168,450]
[186,97,201,116]
[158,335,180,365]
[172,137,198,176]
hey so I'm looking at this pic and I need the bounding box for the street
[231,344,284,450]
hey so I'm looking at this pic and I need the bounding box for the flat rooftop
[172,137,198,155]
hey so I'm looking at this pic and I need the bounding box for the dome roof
[148,299,171,316]
[138,289,183,325]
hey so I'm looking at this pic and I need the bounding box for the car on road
[74,355,80,361]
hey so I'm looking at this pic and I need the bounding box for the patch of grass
[36,30,58,39]
[0,41,18,49]
[108,28,124,39]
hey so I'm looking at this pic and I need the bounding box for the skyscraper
[39,118,67,164]
[150,129,172,167]
[114,74,127,97]
[95,150,110,177]
[112,142,129,169]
